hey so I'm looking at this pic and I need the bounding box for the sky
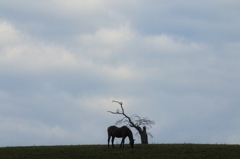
[0,0,240,147]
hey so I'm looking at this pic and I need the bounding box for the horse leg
[108,135,111,148]
[111,136,115,148]
[120,137,126,148]
[120,138,123,148]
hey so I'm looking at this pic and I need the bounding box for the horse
[107,125,135,148]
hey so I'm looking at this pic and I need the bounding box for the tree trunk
[138,126,148,144]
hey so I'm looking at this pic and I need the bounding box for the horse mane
[122,126,133,140]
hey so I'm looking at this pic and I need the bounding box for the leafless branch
[147,132,153,138]
[135,132,140,138]
[112,100,125,114]
[107,111,122,115]
[108,100,155,139]
[115,117,127,125]
[112,100,123,106]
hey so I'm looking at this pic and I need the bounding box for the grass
[1,144,240,159]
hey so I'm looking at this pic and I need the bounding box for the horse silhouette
[107,125,135,148]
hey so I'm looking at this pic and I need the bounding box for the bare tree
[107,100,155,144]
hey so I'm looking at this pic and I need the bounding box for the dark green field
[1,144,240,159]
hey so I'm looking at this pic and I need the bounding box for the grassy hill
[1,144,240,159]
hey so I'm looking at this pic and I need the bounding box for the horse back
[107,125,126,137]
[107,126,116,133]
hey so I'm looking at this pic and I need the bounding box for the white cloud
[77,24,135,64]
[79,25,134,50]
[0,21,90,74]
[0,21,138,82]
[0,21,22,45]
[145,34,208,54]
[1,118,71,138]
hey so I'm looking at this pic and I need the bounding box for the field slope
[1,144,240,159]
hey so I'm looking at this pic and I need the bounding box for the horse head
[130,139,135,148]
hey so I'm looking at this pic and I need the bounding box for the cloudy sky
[1,0,240,146]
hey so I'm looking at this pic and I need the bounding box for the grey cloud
[0,1,240,146]
[130,1,240,43]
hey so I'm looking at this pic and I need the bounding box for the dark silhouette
[107,125,135,148]
[108,100,155,144]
